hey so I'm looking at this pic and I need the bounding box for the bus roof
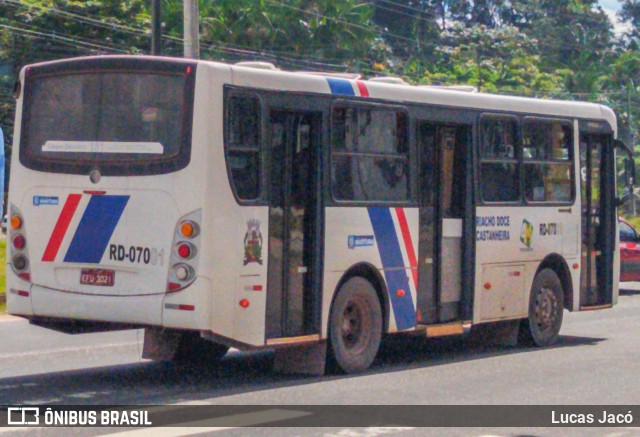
[21,55,617,132]
[221,60,616,132]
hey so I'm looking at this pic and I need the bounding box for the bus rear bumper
[25,277,213,331]
[29,284,164,326]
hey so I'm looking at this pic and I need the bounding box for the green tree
[155,0,382,70]
[414,23,563,95]
[621,0,640,41]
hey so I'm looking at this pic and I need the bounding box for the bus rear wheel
[519,268,564,347]
[174,331,229,364]
[328,277,382,374]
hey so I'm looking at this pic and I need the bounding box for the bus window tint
[26,73,184,158]
[226,95,261,200]
[479,117,520,202]
[229,97,260,149]
[332,107,409,202]
[523,118,573,203]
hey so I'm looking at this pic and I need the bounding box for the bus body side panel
[200,64,269,346]
[572,119,584,311]
[322,206,419,337]
[474,206,579,323]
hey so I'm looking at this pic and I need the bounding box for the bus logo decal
[520,219,534,249]
[243,219,263,265]
[64,195,130,264]
[33,196,59,206]
[395,207,419,289]
[42,194,82,262]
[348,235,374,249]
[367,207,416,330]
[326,78,370,97]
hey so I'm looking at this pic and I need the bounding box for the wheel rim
[533,286,559,332]
[340,297,368,353]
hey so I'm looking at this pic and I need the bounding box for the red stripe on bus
[42,194,82,262]
[395,207,418,289]
[356,81,369,97]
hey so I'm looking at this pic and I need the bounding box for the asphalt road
[1,285,640,436]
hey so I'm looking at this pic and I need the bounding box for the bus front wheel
[328,277,382,373]
[519,268,564,347]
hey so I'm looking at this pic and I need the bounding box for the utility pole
[628,82,633,146]
[184,0,199,59]
[475,45,482,92]
[151,0,161,55]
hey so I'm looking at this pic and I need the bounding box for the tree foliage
[1,0,640,152]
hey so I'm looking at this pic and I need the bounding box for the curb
[0,313,22,322]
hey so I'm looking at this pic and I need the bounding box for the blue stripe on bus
[64,195,130,263]
[326,78,355,96]
[367,207,416,330]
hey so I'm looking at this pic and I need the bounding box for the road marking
[323,427,415,437]
[98,408,311,436]
[0,427,41,435]
[0,342,140,360]
[97,427,234,436]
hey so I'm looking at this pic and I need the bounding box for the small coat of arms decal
[244,219,263,265]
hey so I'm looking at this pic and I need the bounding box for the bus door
[417,123,469,324]
[266,111,323,338]
[579,130,615,308]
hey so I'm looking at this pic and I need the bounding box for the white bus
[7,56,634,374]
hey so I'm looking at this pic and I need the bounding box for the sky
[598,0,631,35]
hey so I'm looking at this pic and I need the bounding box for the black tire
[519,268,564,347]
[327,277,382,373]
[173,331,229,364]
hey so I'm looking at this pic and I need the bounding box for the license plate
[80,269,115,287]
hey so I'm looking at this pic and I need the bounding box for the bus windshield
[21,69,194,176]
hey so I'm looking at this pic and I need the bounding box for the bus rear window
[21,64,195,176]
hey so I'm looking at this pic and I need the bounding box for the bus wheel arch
[331,263,390,334]
[535,253,574,312]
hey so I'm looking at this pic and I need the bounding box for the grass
[0,238,5,314]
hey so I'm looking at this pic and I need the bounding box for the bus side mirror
[615,139,635,206]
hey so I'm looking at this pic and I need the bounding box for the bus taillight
[12,255,28,270]
[9,206,31,282]
[167,210,201,292]
[12,235,26,250]
[177,243,195,259]
[180,221,199,239]
[10,214,23,231]
[174,264,194,281]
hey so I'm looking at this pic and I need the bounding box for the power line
[0,0,635,102]
[0,0,147,35]
[263,0,416,44]
[0,23,130,54]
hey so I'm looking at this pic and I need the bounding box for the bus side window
[225,95,261,200]
[332,106,409,202]
[479,116,520,203]
[523,118,573,203]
